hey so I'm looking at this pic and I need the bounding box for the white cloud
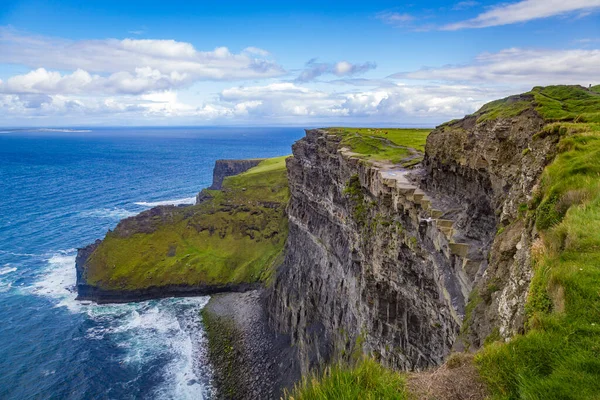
[0,67,192,95]
[0,28,285,92]
[0,81,500,125]
[394,48,600,85]
[443,0,600,30]
[295,59,376,82]
[217,82,497,122]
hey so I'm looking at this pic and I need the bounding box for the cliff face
[268,105,558,373]
[422,101,558,345]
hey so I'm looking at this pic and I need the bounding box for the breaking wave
[29,250,214,399]
[134,197,196,207]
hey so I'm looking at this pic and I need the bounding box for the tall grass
[286,358,408,400]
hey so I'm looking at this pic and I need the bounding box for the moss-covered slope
[76,156,289,300]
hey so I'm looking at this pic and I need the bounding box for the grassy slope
[477,121,600,399]
[325,127,431,164]
[473,86,600,399]
[84,156,289,290]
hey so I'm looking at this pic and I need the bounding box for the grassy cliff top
[475,85,600,124]
[82,156,290,291]
[324,127,431,165]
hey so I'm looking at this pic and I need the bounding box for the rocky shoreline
[201,290,300,399]
[74,157,294,397]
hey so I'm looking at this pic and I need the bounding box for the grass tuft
[286,358,408,400]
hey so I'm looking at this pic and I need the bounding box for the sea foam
[30,250,214,398]
[134,197,196,207]
[30,252,81,312]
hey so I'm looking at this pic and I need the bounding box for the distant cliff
[209,159,263,190]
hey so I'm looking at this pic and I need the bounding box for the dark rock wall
[423,110,558,345]
[268,130,464,374]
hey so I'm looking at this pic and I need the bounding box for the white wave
[30,252,81,312]
[0,265,17,275]
[79,208,137,219]
[28,249,214,398]
[134,197,196,207]
[0,281,12,293]
[0,264,17,292]
[85,297,214,399]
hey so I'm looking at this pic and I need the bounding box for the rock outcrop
[196,159,263,204]
[267,102,558,374]
[422,102,558,345]
[208,159,263,190]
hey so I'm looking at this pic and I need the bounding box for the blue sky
[0,0,599,126]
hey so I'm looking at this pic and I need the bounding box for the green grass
[475,122,600,399]
[286,358,408,400]
[475,85,600,124]
[325,127,431,164]
[531,86,600,123]
[476,97,533,123]
[83,156,290,290]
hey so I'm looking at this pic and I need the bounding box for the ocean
[0,127,305,400]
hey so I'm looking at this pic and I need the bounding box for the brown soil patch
[407,353,489,400]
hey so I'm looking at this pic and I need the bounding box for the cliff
[267,85,600,394]
[76,156,289,303]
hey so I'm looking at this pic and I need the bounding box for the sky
[0,0,599,127]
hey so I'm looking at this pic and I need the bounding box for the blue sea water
[0,127,304,400]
